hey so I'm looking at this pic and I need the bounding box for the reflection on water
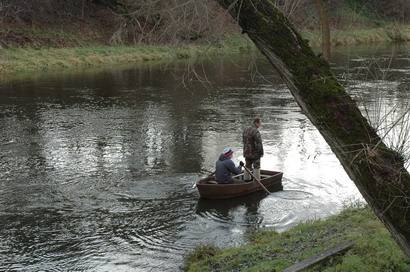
[0,44,409,271]
[196,191,266,226]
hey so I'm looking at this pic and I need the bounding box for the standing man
[215,147,244,184]
[243,118,264,181]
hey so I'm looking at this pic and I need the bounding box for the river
[0,44,409,271]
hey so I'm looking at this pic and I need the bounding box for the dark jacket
[215,154,242,184]
[243,125,263,159]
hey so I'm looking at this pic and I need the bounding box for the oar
[232,173,242,179]
[243,166,271,195]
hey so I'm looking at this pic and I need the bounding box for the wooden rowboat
[196,170,283,199]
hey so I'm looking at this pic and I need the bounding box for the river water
[0,44,409,271]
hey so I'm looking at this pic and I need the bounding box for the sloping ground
[0,0,409,49]
[0,1,409,77]
[0,24,109,49]
[185,206,410,271]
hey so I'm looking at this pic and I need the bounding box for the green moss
[185,206,410,271]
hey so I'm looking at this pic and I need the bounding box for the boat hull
[196,170,283,199]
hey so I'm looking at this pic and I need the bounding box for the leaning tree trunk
[216,0,410,257]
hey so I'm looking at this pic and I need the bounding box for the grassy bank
[304,24,410,47]
[1,24,409,77]
[0,35,252,76]
[185,205,410,271]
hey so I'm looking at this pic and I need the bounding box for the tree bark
[215,0,410,257]
[314,0,331,60]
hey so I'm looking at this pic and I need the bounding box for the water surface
[0,44,409,271]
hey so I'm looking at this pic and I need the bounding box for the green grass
[1,23,409,77]
[0,35,253,76]
[185,205,410,271]
[303,24,410,47]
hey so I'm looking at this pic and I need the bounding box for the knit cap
[223,147,233,157]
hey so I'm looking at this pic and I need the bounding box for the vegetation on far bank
[185,205,410,271]
[1,23,410,77]
[1,0,410,76]
[306,24,410,47]
[0,35,252,76]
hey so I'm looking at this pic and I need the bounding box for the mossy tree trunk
[314,0,331,60]
[215,0,410,257]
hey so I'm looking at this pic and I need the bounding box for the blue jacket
[215,154,242,184]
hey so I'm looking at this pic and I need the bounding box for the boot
[244,170,252,182]
[253,168,261,181]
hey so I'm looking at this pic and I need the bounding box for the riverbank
[305,24,410,47]
[0,35,252,76]
[1,25,410,77]
[185,205,410,271]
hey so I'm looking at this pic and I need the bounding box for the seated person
[215,147,244,184]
